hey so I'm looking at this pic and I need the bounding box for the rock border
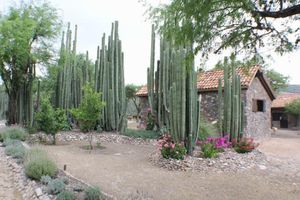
[28,131,157,146]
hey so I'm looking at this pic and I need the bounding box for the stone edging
[0,143,52,200]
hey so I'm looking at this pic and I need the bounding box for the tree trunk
[7,90,19,125]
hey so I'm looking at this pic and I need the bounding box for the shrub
[201,143,218,158]
[56,191,76,200]
[70,85,105,133]
[1,127,28,141]
[47,179,66,195]
[3,138,22,147]
[70,85,105,149]
[158,134,187,160]
[35,98,69,144]
[146,112,155,131]
[25,148,47,161]
[5,143,26,159]
[24,148,57,180]
[41,175,52,185]
[84,186,102,200]
[233,137,259,153]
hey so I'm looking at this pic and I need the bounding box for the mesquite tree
[148,25,200,154]
[0,2,61,125]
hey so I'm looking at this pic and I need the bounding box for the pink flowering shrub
[233,137,259,153]
[158,134,187,160]
[197,135,231,151]
[197,135,231,158]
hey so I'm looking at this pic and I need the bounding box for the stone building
[271,93,300,129]
[136,66,276,139]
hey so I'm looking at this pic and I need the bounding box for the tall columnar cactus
[55,23,85,110]
[218,65,244,141]
[96,21,126,132]
[0,87,8,119]
[55,22,126,133]
[147,26,200,154]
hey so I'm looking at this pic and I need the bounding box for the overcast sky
[0,0,300,85]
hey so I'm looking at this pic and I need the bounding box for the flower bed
[149,148,267,173]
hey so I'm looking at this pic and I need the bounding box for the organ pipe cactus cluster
[95,21,126,133]
[147,25,200,154]
[0,88,8,119]
[218,65,244,141]
[55,21,126,133]
[55,23,86,110]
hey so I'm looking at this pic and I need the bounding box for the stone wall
[199,92,218,122]
[243,77,272,138]
[199,91,247,123]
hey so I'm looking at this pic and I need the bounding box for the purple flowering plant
[197,134,232,151]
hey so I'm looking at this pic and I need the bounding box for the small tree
[70,85,105,149]
[125,84,142,120]
[285,99,300,127]
[35,98,68,144]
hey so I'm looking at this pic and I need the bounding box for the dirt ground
[41,129,300,200]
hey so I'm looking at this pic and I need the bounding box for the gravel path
[0,121,22,200]
[0,148,22,200]
[42,137,300,200]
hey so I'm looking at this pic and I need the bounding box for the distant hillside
[280,85,300,93]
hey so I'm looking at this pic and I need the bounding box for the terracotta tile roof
[197,65,260,91]
[271,93,300,108]
[135,85,148,96]
[136,66,264,96]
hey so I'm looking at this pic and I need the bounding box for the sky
[0,0,300,85]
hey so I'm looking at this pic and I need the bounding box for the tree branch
[253,4,300,18]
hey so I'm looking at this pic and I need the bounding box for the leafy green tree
[0,1,61,125]
[285,99,300,127]
[214,54,289,92]
[150,0,300,57]
[35,98,69,144]
[265,69,289,92]
[70,85,105,149]
[125,84,142,119]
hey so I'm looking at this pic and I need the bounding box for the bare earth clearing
[39,129,300,200]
